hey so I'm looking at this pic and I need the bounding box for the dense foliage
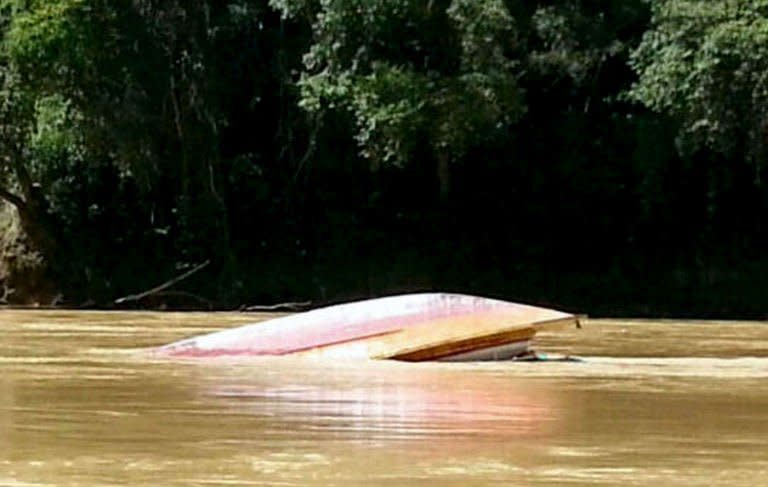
[0,0,765,316]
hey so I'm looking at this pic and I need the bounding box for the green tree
[0,0,289,300]
[630,0,768,183]
[273,0,525,199]
[0,4,61,268]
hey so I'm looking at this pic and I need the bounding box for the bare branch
[114,260,210,305]
[243,301,312,312]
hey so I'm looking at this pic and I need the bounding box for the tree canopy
[0,0,764,317]
[631,0,768,181]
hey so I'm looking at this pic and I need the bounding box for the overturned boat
[155,293,578,361]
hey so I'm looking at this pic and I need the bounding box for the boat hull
[154,293,577,361]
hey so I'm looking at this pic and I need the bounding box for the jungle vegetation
[0,0,766,316]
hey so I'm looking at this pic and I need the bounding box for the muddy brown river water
[1,310,767,486]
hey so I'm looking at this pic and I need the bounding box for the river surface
[1,310,767,486]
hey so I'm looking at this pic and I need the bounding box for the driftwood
[242,300,312,312]
[114,260,210,305]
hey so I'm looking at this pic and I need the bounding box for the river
[1,310,767,486]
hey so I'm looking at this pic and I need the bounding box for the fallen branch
[114,260,210,305]
[242,300,312,312]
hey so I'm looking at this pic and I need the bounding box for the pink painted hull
[154,293,576,361]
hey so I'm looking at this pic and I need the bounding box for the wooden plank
[297,315,573,361]
[387,327,538,361]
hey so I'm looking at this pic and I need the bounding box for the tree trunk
[437,154,450,201]
[0,154,60,268]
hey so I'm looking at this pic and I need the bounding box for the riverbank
[0,260,765,320]
[2,202,766,319]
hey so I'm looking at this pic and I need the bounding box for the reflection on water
[0,310,767,486]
